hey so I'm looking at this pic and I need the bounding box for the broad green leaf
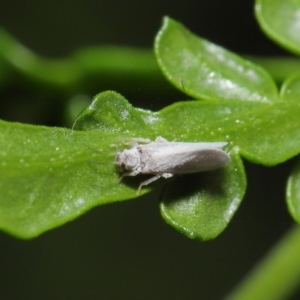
[0,92,156,238]
[3,89,300,239]
[0,90,179,239]
[0,91,246,240]
[160,151,245,240]
[287,159,300,224]
[75,92,300,165]
[255,0,300,55]
[0,127,140,238]
[74,89,300,239]
[155,17,278,102]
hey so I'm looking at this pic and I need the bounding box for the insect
[115,136,230,194]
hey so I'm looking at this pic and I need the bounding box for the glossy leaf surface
[155,17,278,102]
[255,0,300,55]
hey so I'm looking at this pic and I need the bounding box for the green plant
[1,0,300,298]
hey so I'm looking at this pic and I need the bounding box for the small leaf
[280,72,300,102]
[73,90,148,133]
[255,0,300,55]
[160,151,245,240]
[155,17,278,102]
[287,158,300,224]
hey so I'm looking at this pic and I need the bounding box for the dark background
[0,0,288,56]
[0,0,298,299]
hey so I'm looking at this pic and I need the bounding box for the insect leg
[162,173,173,179]
[137,174,162,194]
[137,172,174,194]
[118,170,140,183]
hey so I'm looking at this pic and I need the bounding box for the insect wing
[140,142,229,175]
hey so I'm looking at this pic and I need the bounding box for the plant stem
[226,225,300,300]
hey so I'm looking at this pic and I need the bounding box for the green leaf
[255,0,300,55]
[3,88,300,239]
[157,100,300,165]
[160,151,245,240]
[280,72,300,102]
[73,91,149,133]
[284,74,300,224]
[287,159,300,224]
[155,17,278,102]
[0,92,155,238]
[3,16,300,240]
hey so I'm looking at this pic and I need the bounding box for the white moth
[115,136,230,194]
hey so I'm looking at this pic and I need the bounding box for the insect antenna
[83,143,116,165]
